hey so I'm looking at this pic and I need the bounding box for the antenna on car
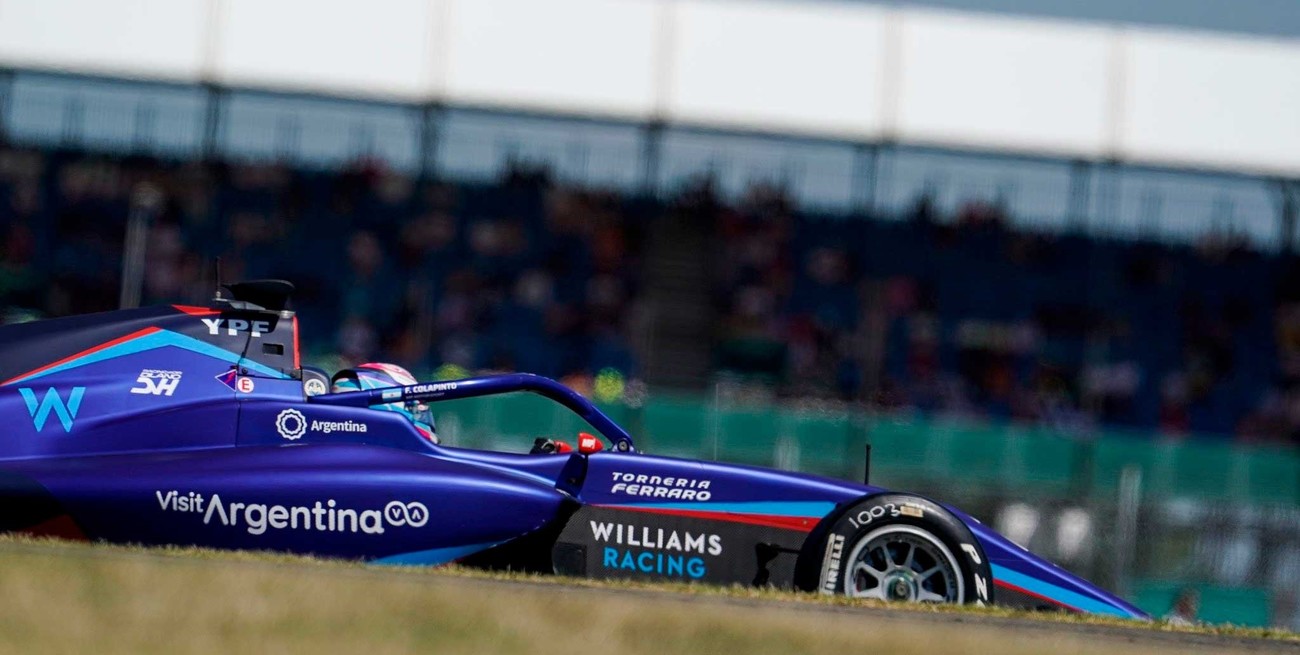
[213,257,224,302]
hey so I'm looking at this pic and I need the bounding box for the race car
[0,280,1146,619]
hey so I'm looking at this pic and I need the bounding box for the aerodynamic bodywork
[0,281,1147,618]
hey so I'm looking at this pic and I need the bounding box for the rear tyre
[815,494,992,605]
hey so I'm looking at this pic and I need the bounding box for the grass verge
[0,535,1291,655]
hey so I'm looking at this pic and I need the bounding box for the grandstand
[1,136,1295,443]
[2,0,1299,629]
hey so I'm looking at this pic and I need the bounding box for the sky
[882,0,1300,38]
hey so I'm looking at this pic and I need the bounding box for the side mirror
[529,438,573,455]
[578,433,604,455]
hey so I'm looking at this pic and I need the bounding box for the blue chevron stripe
[992,564,1132,617]
[11,330,285,383]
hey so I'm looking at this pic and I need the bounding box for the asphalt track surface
[2,538,1294,654]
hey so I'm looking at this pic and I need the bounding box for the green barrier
[426,391,1300,507]
[640,395,712,457]
[1009,428,1080,491]
[1244,447,1300,504]
[782,411,859,480]
[941,422,1007,484]
[1089,437,1300,504]
[861,418,937,480]
[862,419,1080,494]
[1090,438,1170,499]
[1133,581,1273,627]
[714,407,781,466]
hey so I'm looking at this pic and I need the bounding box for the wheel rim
[842,525,964,603]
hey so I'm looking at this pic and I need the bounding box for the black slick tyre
[813,493,993,605]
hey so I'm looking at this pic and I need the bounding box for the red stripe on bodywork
[601,505,819,532]
[2,326,161,385]
[173,305,220,316]
[994,578,1079,612]
[292,315,300,369]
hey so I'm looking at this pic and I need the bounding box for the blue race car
[0,280,1146,619]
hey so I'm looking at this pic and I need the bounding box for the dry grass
[0,536,1290,655]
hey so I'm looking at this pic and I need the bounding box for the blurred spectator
[1164,587,1201,626]
[710,182,1299,442]
[0,146,649,388]
[1,142,1296,443]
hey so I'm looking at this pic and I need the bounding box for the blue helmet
[330,362,437,443]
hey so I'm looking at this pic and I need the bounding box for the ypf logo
[383,501,429,528]
[275,408,307,440]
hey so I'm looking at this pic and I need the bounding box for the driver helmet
[330,362,437,443]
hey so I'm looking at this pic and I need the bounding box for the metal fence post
[133,101,156,155]
[200,83,223,161]
[1279,179,1297,255]
[1114,465,1143,598]
[119,184,163,309]
[709,382,721,462]
[61,95,83,148]
[852,142,880,215]
[640,120,664,200]
[1072,436,1096,499]
[418,102,443,184]
[0,68,13,145]
[1067,159,1092,231]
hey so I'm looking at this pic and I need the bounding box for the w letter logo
[19,387,86,433]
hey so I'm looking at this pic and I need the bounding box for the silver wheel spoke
[842,526,965,605]
[872,544,889,566]
[918,590,947,603]
[884,545,898,566]
[853,562,884,582]
[856,586,888,600]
